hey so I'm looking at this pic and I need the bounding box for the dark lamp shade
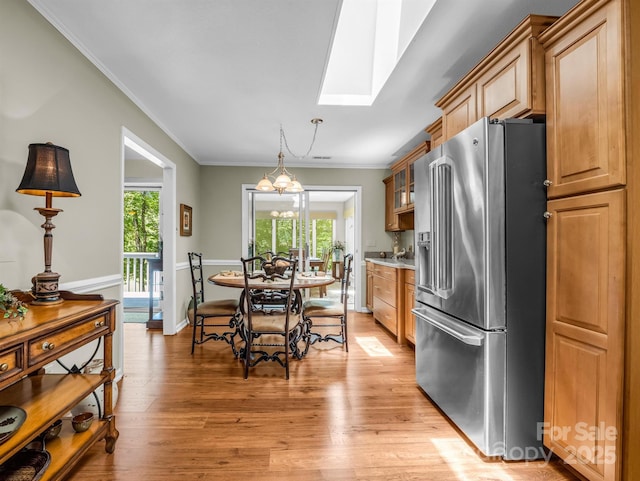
[16,143,81,197]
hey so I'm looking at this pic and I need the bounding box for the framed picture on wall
[180,204,192,236]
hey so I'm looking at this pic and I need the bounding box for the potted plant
[332,240,345,261]
[0,284,28,319]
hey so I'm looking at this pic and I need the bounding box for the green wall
[0,0,393,349]
[197,166,389,258]
[0,0,202,371]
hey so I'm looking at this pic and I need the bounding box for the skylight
[319,0,437,106]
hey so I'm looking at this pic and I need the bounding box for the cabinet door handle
[0,363,9,372]
[42,341,55,351]
[543,211,553,219]
[543,179,553,187]
[95,320,105,328]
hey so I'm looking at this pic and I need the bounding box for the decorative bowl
[71,412,94,433]
[263,262,288,277]
[43,419,62,440]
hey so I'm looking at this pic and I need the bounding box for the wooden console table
[0,293,119,480]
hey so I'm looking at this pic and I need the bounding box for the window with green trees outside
[254,215,334,259]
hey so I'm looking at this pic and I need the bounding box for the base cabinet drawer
[0,346,23,384]
[373,297,397,335]
[372,279,397,307]
[373,264,397,281]
[28,314,109,367]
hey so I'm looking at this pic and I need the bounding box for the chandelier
[256,118,323,194]
[270,210,298,218]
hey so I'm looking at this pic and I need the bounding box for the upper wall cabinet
[425,118,443,148]
[384,141,430,232]
[539,0,626,198]
[436,14,558,141]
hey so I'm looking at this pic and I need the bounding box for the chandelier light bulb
[273,173,292,189]
[256,175,275,191]
[287,177,304,193]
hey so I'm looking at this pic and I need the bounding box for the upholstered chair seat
[302,253,353,352]
[188,252,241,356]
[188,298,239,322]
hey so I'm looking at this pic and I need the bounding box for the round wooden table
[208,272,335,291]
[209,271,335,359]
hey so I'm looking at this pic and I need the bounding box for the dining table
[209,269,335,313]
[208,270,335,358]
[209,270,335,293]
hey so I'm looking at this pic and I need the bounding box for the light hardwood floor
[67,312,580,481]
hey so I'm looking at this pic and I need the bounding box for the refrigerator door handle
[413,308,484,346]
[429,156,454,299]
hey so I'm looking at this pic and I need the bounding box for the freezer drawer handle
[412,309,484,346]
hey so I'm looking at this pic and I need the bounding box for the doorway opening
[122,187,162,326]
[121,128,177,338]
[242,186,361,311]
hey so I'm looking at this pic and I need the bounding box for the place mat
[0,449,50,481]
[218,270,243,277]
[299,272,331,279]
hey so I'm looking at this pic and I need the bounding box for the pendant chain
[280,119,321,159]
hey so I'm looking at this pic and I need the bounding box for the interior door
[250,191,304,269]
[245,187,359,308]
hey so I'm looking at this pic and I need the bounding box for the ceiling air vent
[312,156,332,160]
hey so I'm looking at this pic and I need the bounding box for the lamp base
[31,272,64,305]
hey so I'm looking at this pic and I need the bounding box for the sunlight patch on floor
[431,438,514,481]
[355,336,393,357]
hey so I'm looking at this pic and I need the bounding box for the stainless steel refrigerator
[412,117,547,460]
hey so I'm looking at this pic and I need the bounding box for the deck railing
[123,252,161,294]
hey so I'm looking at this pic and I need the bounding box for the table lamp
[16,143,81,304]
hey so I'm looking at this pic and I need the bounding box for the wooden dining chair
[302,253,353,352]
[243,253,294,312]
[318,248,333,297]
[240,255,302,379]
[188,252,241,356]
[288,247,306,266]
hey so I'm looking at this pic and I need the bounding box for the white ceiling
[28,0,579,170]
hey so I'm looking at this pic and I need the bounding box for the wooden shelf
[0,298,119,481]
[39,421,110,481]
[0,374,106,463]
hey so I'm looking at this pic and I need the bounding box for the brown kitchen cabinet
[425,117,443,148]
[623,0,640,478]
[392,163,407,212]
[440,84,477,141]
[371,263,401,341]
[370,262,404,343]
[437,14,557,142]
[543,189,625,481]
[367,260,416,345]
[404,270,416,345]
[383,141,429,232]
[0,296,119,480]
[366,261,374,311]
[383,176,403,232]
[540,0,625,199]
[538,2,629,480]
[384,174,413,232]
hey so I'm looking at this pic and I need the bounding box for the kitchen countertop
[365,257,415,269]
